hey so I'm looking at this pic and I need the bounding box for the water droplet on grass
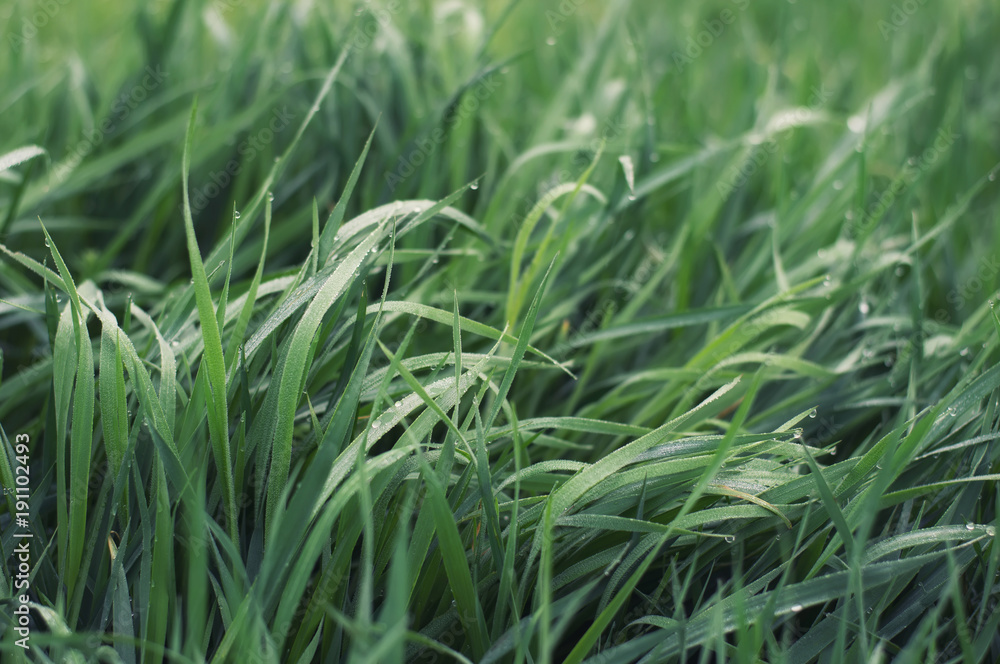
[791,604,803,613]
[470,181,479,190]
[724,535,735,543]
[965,522,975,531]
[234,210,241,219]
[394,401,402,408]
[858,300,870,315]
[546,37,556,46]
[619,155,636,200]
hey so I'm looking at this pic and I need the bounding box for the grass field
[2,0,1000,662]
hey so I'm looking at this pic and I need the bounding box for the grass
[1,0,1000,662]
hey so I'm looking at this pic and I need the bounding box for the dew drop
[858,300,870,315]
[268,192,275,201]
[470,181,479,190]
[965,522,975,531]
[235,210,241,219]
[791,604,803,613]
[987,526,996,537]
[546,37,556,46]
[990,172,997,182]
[371,420,380,429]
[960,347,970,357]
[809,409,817,419]
[394,401,402,408]
[724,535,735,543]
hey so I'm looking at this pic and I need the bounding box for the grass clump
[2,1,1000,662]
